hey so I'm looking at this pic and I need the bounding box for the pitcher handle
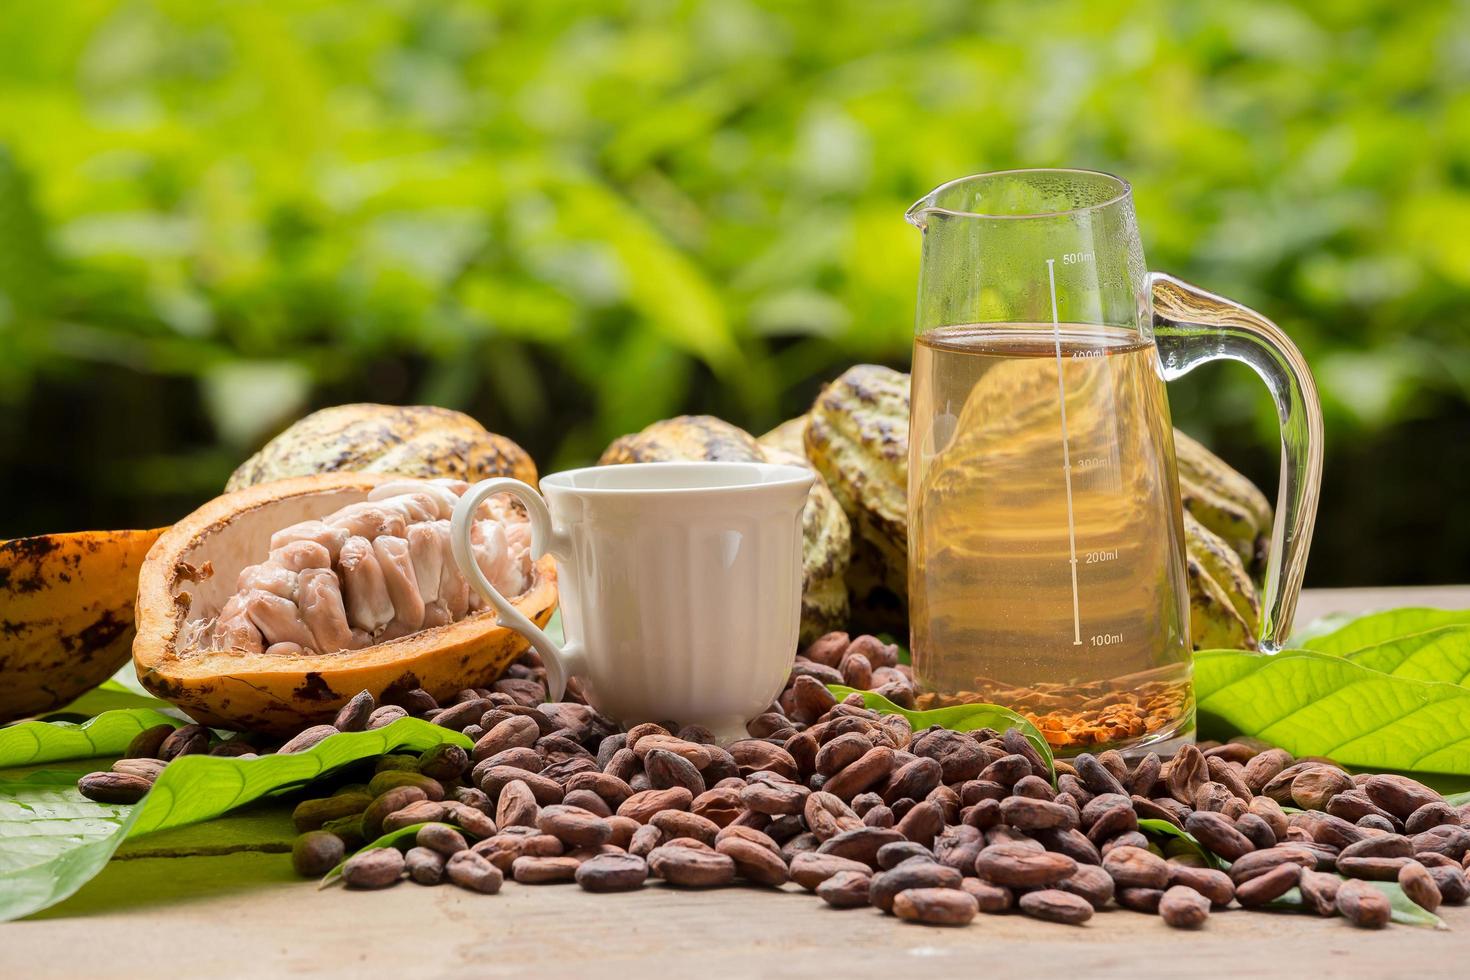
[451,478,583,700]
[1150,273,1325,651]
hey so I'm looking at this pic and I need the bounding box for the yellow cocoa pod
[227,404,535,491]
[0,528,164,722]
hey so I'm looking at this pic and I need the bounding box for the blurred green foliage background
[1,0,1467,585]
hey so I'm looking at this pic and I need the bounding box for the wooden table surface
[7,586,1470,979]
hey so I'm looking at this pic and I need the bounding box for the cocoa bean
[647,845,736,887]
[574,852,647,892]
[1364,774,1442,820]
[1429,866,1469,905]
[292,831,344,877]
[1018,888,1093,924]
[367,705,410,729]
[342,848,404,889]
[332,690,375,732]
[417,743,470,782]
[404,846,446,885]
[443,801,497,839]
[741,779,808,816]
[1193,781,1235,814]
[877,841,933,869]
[1337,878,1391,928]
[961,877,1013,913]
[159,723,211,760]
[1399,860,1442,912]
[495,780,540,829]
[690,787,743,827]
[824,746,895,801]
[446,850,504,893]
[727,740,799,780]
[1298,869,1341,915]
[893,887,977,926]
[1242,748,1293,793]
[816,826,904,867]
[1164,745,1207,805]
[817,870,872,908]
[124,723,175,760]
[869,861,962,913]
[1127,753,1162,797]
[472,716,541,762]
[1228,845,1318,884]
[537,805,612,848]
[293,793,375,834]
[434,698,491,731]
[1101,845,1169,890]
[381,800,447,834]
[562,789,612,818]
[716,836,788,886]
[1290,766,1355,811]
[1001,796,1075,831]
[522,833,566,857]
[1405,801,1461,834]
[1116,887,1164,913]
[651,809,720,846]
[511,855,581,884]
[894,800,944,848]
[1156,884,1209,928]
[1205,756,1252,800]
[616,787,693,824]
[1235,812,1277,851]
[1248,796,1290,839]
[790,851,873,890]
[566,771,635,809]
[1185,810,1255,862]
[883,757,943,805]
[475,747,546,779]
[644,748,706,797]
[1032,828,1100,866]
[974,842,1077,887]
[1055,864,1114,909]
[1341,834,1413,860]
[408,822,464,858]
[1412,824,1470,860]
[979,754,1034,788]
[803,631,850,667]
[369,770,445,802]
[1167,865,1233,906]
[1234,861,1301,906]
[1338,856,1414,881]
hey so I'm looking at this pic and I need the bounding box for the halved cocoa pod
[133,473,557,734]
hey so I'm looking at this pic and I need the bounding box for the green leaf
[1301,608,1470,655]
[827,686,1054,777]
[50,679,179,720]
[1336,626,1470,687]
[1194,648,1470,775]
[1269,881,1445,929]
[0,718,469,923]
[319,822,430,887]
[1137,818,1221,869]
[0,709,181,769]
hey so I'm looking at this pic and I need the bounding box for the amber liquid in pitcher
[909,324,1194,754]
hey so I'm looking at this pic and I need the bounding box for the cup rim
[540,460,815,495]
[907,167,1133,223]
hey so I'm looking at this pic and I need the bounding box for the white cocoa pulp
[194,479,533,656]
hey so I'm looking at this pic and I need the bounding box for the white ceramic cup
[450,461,815,742]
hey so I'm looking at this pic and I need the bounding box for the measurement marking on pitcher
[1090,632,1124,647]
[1046,258,1084,646]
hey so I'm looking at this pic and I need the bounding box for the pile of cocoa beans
[79,632,1470,930]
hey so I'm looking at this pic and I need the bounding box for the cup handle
[1150,273,1325,651]
[450,478,584,700]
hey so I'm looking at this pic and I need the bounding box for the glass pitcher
[904,168,1322,756]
